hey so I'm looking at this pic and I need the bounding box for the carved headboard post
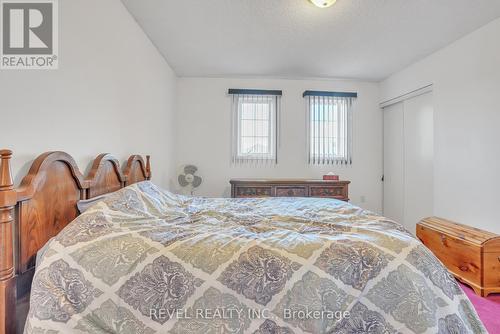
[146,155,151,180]
[0,150,17,334]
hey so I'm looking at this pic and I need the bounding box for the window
[229,89,281,164]
[304,91,356,165]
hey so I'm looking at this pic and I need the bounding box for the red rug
[459,282,500,333]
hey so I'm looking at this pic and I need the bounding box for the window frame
[236,96,275,160]
[229,89,281,165]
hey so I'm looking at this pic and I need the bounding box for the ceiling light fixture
[309,0,337,8]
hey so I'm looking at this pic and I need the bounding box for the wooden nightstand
[229,179,350,201]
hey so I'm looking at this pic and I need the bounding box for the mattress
[24,181,486,334]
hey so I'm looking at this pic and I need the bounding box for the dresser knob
[440,234,447,246]
[498,256,500,263]
[459,265,469,272]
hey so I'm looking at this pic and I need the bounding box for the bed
[0,151,487,334]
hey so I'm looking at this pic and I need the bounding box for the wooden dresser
[230,179,350,201]
[417,217,500,297]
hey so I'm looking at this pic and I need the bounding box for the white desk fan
[177,165,202,195]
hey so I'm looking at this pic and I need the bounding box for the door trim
[380,84,433,108]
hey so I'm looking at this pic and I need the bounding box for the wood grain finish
[16,153,86,274]
[310,185,347,199]
[230,179,350,201]
[235,186,272,198]
[418,226,482,286]
[0,150,17,334]
[275,186,307,197]
[417,216,500,297]
[483,253,500,295]
[0,150,152,334]
[87,154,125,198]
[124,155,151,185]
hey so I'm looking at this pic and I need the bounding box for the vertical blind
[229,89,281,165]
[304,91,356,165]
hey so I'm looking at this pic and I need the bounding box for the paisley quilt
[24,181,486,334]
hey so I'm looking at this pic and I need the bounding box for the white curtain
[305,95,354,165]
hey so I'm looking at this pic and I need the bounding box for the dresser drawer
[309,186,347,199]
[275,186,307,197]
[234,186,272,198]
[417,225,482,286]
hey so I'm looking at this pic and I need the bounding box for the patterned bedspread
[25,181,486,334]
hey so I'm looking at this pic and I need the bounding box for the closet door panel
[404,92,434,233]
[383,103,405,224]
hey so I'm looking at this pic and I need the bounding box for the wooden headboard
[86,153,125,198]
[0,150,151,334]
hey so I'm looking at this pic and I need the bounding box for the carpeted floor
[459,282,500,333]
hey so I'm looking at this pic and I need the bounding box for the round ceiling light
[309,0,337,8]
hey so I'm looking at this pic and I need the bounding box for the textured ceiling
[121,0,500,81]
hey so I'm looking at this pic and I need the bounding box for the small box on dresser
[417,217,500,297]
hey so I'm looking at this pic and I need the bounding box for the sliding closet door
[383,91,434,234]
[403,92,434,232]
[383,102,405,224]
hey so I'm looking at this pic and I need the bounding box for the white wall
[381,17,500,234]
[176,77,383,213]
[0,0,177,188]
